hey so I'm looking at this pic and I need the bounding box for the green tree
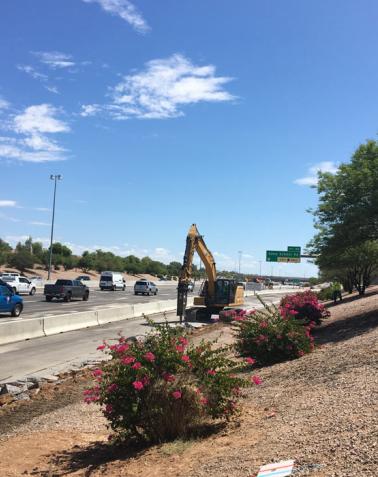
[9,248,35,272]
[78,251,95,272]
[0,239,12,266]
[167,261,182,277]
[123,255,142,275]
[310,139,378,294]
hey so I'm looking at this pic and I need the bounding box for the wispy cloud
[294,161,338,186]
[17,64,59,94]
[82,0,149,33]
[0,200,18,207]
[0,104,70,163]
[0,212,20,222]
[0,97,11,110]
[29,221,50,226]
[81,54,235,120]
[32,51,75,69]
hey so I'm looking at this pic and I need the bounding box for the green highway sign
[266,246,301,263]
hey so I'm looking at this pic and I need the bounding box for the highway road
[0,291,288,383]
[0,283,182,321]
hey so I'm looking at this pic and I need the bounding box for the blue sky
[0,0,377,277]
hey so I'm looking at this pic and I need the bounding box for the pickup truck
[44,279,89,302]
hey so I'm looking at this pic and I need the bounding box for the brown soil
[0,288,377,477]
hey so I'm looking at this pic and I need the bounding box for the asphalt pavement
[0,284,181,321]
[0,291,287,383]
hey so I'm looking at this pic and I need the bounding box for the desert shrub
[234,300,314,366]
[316,286,334,301]
[280,290,330,325]
[85,320,249,443]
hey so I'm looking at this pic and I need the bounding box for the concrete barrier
[133,302,161,317]
[43,311,99,336]
[97,305,134,324]
[0,318,45,346]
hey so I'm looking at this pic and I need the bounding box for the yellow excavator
[177,224,244,321]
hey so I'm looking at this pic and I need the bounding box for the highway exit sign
[266,246,301,263]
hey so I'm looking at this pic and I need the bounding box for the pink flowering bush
[280,290,330,325]
[234,298,314,365]
[85,320,249,443]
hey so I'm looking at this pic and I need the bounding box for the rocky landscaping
[0,288,377,476]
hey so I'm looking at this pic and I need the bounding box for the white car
[1,275,37,295]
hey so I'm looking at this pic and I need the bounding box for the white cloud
[32,51,75,69]
[17,65,59,94]
[80,104,102,117]
[17,65,48,82]
[82,54,235,120]
[29,221,50,226]
[0,104,69,163]
[0,97,10,110]
[294,161,338,186]
[0,200,17,207]
[0,212,20,222]
[82,0,149,33]
[14,104,70,134]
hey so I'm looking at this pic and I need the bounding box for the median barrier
[43,311,99,336]
[0,318,45,346]
[97,305,134,324]
[133,302,161,317]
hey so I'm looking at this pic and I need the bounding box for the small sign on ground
[256,459,294,477]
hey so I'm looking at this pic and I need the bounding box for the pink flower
[172,390,182,400]
[259,321,268,329]
[144,352,155,362]
[116,343,129,353]
[298,350,305,357]
[234,316,246,321]
[289,309,298,315]
[178,337,188,346]
[181,355,190,363]
[251,375,262,385]
[141,376,150,386]
[163,372,175,382]
[176,345,185,353]
[97,344,106,351]
[92,369,103,377]
[245,357,256,365]
[200,397,208,405]
[107,383,118,393]
[105,404,113,414]
[132,380,144,391]
[276,334,283,340]
[207,369,216,376]
[258,334,268,342]
[132,361,142,370]
[122,356,136,365]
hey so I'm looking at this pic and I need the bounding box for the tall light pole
[238,251,242,275]
[48,174,62,280]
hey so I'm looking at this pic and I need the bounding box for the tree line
[0,238,196,278]
[309,139,378,295]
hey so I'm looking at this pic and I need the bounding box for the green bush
[316,286,334,301]
[234,300,314,366]
[85,321,248,443]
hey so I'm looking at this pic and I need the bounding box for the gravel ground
[0,289,377,477]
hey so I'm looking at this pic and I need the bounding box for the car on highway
[0,285,23,317]
[76,275,91,281]
[134,280,158,296]
[1,275,37,295]
[99,271,125,291]
[44,279,89,302]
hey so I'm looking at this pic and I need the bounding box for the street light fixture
[48,174,62,281]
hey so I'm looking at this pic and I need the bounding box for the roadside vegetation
[309,139,378,295]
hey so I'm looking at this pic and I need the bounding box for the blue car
[0,285,23,317]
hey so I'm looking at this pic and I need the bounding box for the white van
[99,271,125,291]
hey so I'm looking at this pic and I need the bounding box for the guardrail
[0,298,193,346]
